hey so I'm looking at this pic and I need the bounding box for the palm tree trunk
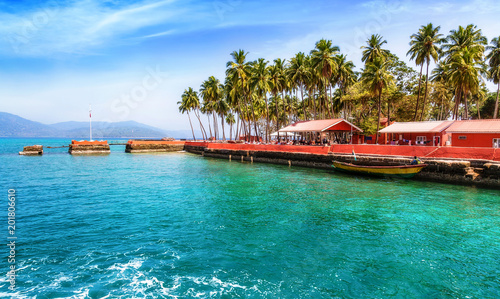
[414,63,424,121]
[265,96,270,143]
[213,112,218,140]
[419,62,431,121]
[282,94,286,125]
[300,85,305,121]
[187,112,196,141]
[464,91,469,119]
[235,112,240,141]
[275,92,280,131]
[248,93,259,140]
[494,83,500,119]
[221,115,226,141]
[376,91,382,144]
[194,109,207,140]
[206,115,212,139]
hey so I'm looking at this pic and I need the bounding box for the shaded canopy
[379,121,453,134]
[279,119,363,133]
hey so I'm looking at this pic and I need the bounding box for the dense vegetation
[178,24,500,142]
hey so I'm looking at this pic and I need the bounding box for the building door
[493,138,500,148]
[433,136,441,146]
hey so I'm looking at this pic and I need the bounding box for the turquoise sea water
[0,138,499,298]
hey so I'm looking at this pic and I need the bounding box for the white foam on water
[49,273,74,288]
[71,286,92,299]
[107,258,144,273]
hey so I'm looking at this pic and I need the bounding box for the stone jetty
[125,140,185,153]
[69,140,110,155]
[19,145,43,155]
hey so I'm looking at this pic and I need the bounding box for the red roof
[279,119,363,133]
[379,121,454,133]
[446,119,500,133]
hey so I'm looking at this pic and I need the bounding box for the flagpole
[89,104,92,141]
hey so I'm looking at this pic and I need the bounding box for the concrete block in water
[19,145,43,155]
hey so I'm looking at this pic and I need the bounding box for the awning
[279,119,363,133]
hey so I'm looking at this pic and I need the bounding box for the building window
[494,138,500,148]
[416,136,426,145]
[458,136,467,140]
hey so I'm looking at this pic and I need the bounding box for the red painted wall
[208,143,331,154]
[451,133,500,148]
[184,142,500,161]
[72,140,108,145]
[127,140,185,145]
[331,144,499,161]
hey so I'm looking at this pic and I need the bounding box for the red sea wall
[330,144,500,161]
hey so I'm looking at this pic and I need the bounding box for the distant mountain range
[0,112,198,139]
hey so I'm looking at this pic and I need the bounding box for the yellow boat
[332,161,427,178]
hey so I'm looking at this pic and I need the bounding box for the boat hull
[332,161,427,179]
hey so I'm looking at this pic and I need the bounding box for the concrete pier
[69,140,110,155]
[19,145,43,156]
[125,140,185,153]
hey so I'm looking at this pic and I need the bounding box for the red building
[446,119,500,148]
[279,119,363,144]
[378,121,454,146]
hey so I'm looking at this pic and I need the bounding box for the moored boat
[332,161,427,178]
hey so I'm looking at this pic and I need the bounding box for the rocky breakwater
[69,140,110,155]
[125,140,185,153]
[19,145,43,156]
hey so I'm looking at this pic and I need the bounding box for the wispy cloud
[0,0,191,56]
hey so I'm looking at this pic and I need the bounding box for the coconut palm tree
[200,76,224,140]
[288,52,311,121]
[268,60,285,131]
[407,23,444,120]
[447,47,486,119]
[361,34,390,64]
[442,24,487,59]
[178,87,200,140]
[333,54,357,118]
[250,58,271,141]
[361,57,393,144]
[226,50,254,140]
[486,36,500,118]
[311,39,339,119]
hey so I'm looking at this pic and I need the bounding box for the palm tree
[311,39,339,119]
[447,47,486,119]
[250,58,271,142]
[361,34,390,64]
[407,23,444,120]
[226,50,255,140]
[225,113,235,140]
[442,24,487,59]
[333,54,356,118]
[178,87,200,140]
[486,36,500,118]
[200,76,224,140]
[361,57,393,144]
[268,60,285,131]
[288,52,311,121]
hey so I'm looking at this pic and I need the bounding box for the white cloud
[0,0,186,56]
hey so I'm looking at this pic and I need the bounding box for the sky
[0,0,499,131]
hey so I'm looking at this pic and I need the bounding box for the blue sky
[1,0,499,130]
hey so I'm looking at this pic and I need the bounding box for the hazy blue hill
[0,112,199,138]
[0,112,60,137]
